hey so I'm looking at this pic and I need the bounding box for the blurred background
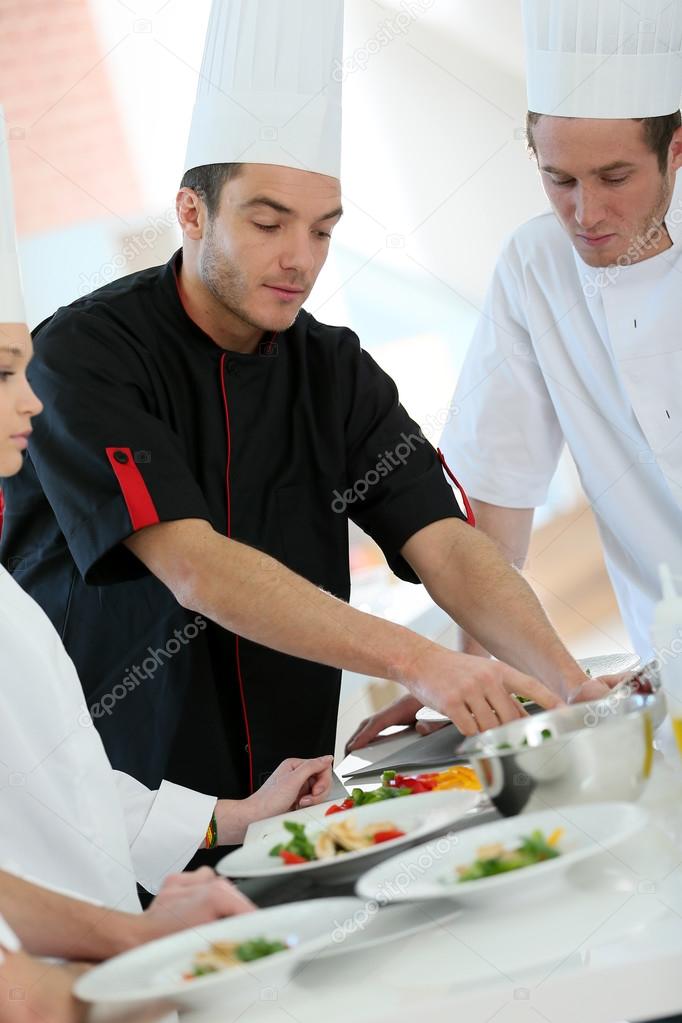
[0,0,632,756]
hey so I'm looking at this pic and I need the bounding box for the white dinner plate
[217,789,480,884]
[313,900,463,958]
[244,796,358,845]
[356,802,648,903]
[244,784,484,846]
[74,898,360,1010]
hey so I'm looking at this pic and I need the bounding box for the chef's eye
[315,230,332,240]
[0,371,14,382]
[603,176,629,185]
[552,178,575,187]
[254,223,279,232]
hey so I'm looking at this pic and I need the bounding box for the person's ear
[669,124,682,173]
[176,188,206,240]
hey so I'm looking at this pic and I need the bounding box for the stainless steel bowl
[458,683,664,817]
[610,660,666,729]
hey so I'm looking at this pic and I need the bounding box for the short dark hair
[180,163,244,217]
[525,110,682,173]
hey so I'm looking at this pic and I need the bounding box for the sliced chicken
[194,941,239,970]
[314,831,338,860]
[325,820,373,851]
[476,842,506,861]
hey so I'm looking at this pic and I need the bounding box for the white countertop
[167,727,682,1023]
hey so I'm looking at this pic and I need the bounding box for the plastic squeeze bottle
[652,564,682,758]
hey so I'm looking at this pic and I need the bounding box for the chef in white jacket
[441,0,682,662]
[0,107,333,924]
[0,540,331,910]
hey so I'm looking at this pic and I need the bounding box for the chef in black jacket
[1,0,603,836]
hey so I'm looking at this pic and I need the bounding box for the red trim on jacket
[219,353,255,794]
[105,448,160,531]
[437,448,476,527]
[219,354,233,539]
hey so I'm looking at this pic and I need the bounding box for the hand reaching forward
[247,755,335,818]
[347,650,565,751]
[140,866,255,944]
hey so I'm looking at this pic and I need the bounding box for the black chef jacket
[1,251,466,803]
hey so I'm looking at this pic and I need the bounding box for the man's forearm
[128,521,435,688]
[404,519,585,697]
[471,499,535,569]
[0,871,141,961]
[460,499,534,657]
[126,519,565,729]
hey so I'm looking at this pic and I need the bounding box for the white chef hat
[184,0,344,179]
[523,0,682,118]
[0,106,25,324]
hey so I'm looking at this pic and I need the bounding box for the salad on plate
[325,766,480,816]
[184,938,290,980]
[456,828,564,883]
[270,818,406,865]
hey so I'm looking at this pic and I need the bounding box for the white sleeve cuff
[113,772,216,894]
[0,915,21,960]
[444,455,553,509]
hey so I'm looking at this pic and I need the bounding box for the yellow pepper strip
[432,766,481,791]
[547,827,565,847]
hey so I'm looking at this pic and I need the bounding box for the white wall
[86,0,549,313]
[339,0,547,306]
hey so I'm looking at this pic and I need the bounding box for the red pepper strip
[388,775,434,792]
[325,796,355,816]
[402,778,430,793]
[373,830,406,844]
[279,850,308,865]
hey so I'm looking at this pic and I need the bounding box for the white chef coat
[441,180,682,660]
[0,564,216,911]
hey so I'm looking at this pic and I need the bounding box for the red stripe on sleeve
[437,448,476,527]
[105,447,160,531]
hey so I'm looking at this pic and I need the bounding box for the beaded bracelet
[205,812,218,850]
